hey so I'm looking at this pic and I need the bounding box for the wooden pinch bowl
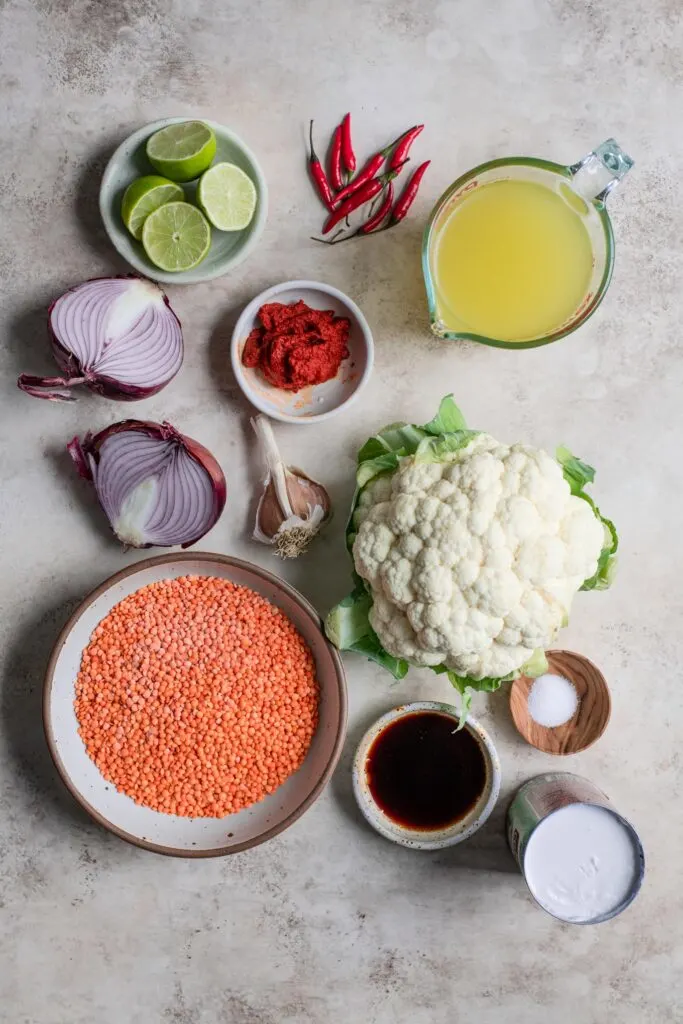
[509,649,611,755]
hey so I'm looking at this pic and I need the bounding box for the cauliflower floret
[353,473,393,529]
[393,461,443,496]
[389,494,420,534]
[379,550,415,607]
[369,595,444,666]
[353,516,393,585]
[412,564,453,603]
[352,439,605,682]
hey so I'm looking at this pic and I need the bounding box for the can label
[507,772,609,866]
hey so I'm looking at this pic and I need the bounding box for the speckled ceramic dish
[99,117,267,284]
[230,280,374,423]
[43,553,347,857]
[352,702,501,850]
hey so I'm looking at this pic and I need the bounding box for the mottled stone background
[1,1,681,1021]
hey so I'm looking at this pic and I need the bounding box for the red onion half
[18,276,183,402]
[68,420,226,549]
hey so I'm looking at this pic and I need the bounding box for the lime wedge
[146,121,216,182]
[121,175,185,239]
[197,162,257,231]
[141,202,211,272]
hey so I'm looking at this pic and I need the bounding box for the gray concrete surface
[1,1,681,1021]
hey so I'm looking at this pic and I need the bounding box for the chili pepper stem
[311,221,396,245]
[311,228,348,244]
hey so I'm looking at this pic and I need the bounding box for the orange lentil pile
[74,576,319,818]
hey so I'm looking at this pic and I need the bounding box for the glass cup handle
[569,139,634,203]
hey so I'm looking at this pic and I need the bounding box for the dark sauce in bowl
[366,711,488,830]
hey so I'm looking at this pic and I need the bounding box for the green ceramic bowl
[99,117,268,285]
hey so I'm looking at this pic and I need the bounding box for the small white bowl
[230,280,374,424]
[99,117,268,285]
[353,702,501,850]
[43,553,347,857]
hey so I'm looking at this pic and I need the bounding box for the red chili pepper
[323,179,383,234]
[308,120,335,211]
[358,182,394,234]
[323,167,402,234]
[389,124,424,171]
[341,112,356,174]
[332,153,384,206]
[390,160,431,223]
[329,124,344,191]
[332,129,408,206]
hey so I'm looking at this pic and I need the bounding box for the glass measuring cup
[422,140,633,349]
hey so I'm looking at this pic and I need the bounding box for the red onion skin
[67,420,227,549]
[66,435,92,481]
[17,373,83,402]
[17,276,183,402]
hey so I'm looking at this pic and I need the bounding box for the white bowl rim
[99,116,269,285]
[230,279,374,424]
[43,552,347,857]
[352,701,502,850]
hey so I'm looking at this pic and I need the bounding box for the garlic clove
[257,477,287,539]
[256,469,331,542]
[251,415,332,558]
[286,467,331,519]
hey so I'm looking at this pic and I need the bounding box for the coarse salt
[527,672,579,728]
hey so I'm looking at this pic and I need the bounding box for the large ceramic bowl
[43,553,347,856]
[99,117,268,285]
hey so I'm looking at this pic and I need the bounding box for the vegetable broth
[433,179,593,342]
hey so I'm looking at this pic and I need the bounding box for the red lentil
[74,576,319,818]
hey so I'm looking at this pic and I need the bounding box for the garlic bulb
[251,415,331,558]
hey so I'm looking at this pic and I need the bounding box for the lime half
[121,175,185,239]
[146,121,216,182]
[197,162,257,231]
[141,202,211,272]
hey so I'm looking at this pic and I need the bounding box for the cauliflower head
[325,396,617,702]
[351,433,604,681]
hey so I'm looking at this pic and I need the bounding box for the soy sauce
[366,712,488,830]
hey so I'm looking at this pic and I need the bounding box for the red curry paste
[242,300,350,392]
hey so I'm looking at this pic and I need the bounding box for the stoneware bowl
[230,280,374,424]
[43,553,347,857]
[99,117,268,285]
[352,702,501,850]
[509,649,611,755]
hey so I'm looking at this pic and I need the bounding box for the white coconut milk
[523,802,640,923]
